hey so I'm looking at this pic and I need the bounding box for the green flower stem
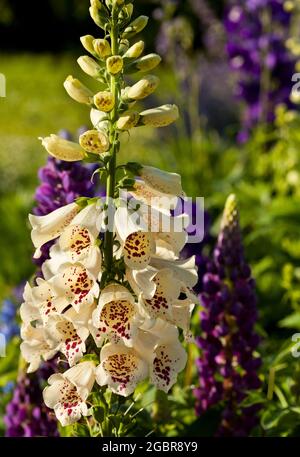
[104,7,120,274]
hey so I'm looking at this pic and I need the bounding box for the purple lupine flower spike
[224,0,296,141]
[194,195,261,436]
[4,370,59,437]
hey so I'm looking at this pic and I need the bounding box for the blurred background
[2,0,300,437]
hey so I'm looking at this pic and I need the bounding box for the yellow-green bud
[79,129,110,155]
[63,76,93,105]
[77,56,102,78]
[80,35,96,55]
[123,15,149,39]
[126,53,161,74]
[123,40,145,59]
[93,39,111,58]
[89,1,109,30]
[39,135,86,162]
[117,112,140,130]
[94,91,115,112]
[106,55,123,74]
[139,104,179,127]
[119,39,130,55]
[127,75,160,100]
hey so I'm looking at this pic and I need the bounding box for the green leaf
[93,406,105,423]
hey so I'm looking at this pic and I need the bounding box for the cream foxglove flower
[77,55,102,79]
[94,91,115,113]
[44,311,89,367]
[93,38,111,58]
[29,202,80,259]
[43,203,103,278]
[129,181,178,211]
[95,343,148,396]
[48,262,100,313]
[43,361,95,426]
[149,255,198,289]
[135,201,188,256]
[146,324,187,393]
[126,75,159,101]
[139,104,179,127]
[80,35,96,55]
[79,129,110,155]
[114,206,155,270]
[20,278,67,325]
[96,322,188,395]
[127,54,161,73]
[106,55,123,75]
[39,135,86,162]
[127,266,198,336]
[116,112,140,130]
[20,325,57,373]
[63,76,93,105]
[91,284,143,347]
[138,166,183,197]
[90,108,110,131]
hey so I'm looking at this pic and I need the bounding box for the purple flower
[194,195,261,436]
[4,365,59,437]
[224,0,296,141]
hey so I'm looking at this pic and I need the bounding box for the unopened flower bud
[106,55,123,74]
[63,76,93,105]
[79,129,110,155]
[90,109,110,131]
[80,35,96,55]
[94,91,115,112]
[89,1,109,29]
[139,104,179,127]
[78,56,102,78]
[123,41,145,59]
[119,39,130,55]
[39,135,86,162]
[117,112,140,130]
[126,53,161,74]
[127,75,160,100]
[93,39,111,58]
[123,15,149,39]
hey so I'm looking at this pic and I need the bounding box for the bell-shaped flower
[114,206,155,270]
[145,322,187,393]
[127,266,198,337]
[48,262,100,313]
[20,278,67,325]
[129,180,178,211]
[44,310,90,367]
[43,361,95,426]
[39,135,86,162]
[43,203,103,278]
[136,201,188,257]
[29,202,80,259]
[20,325,58,373]
[91,284,143,347]
[138,166,184,197]
[95,343,148,397]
